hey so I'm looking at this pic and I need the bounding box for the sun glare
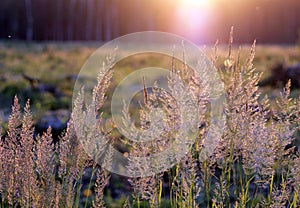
[180,0,211,8]
[175,0,213,42]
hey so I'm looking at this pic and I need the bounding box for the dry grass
[0,35,300,207]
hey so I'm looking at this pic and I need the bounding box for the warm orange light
[179,0,211,8]
[175,0,213,42]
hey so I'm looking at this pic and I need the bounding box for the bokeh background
[1,0,299,44]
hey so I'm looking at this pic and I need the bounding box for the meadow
[0,39,299,207]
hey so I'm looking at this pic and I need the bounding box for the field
[0,41,299,207]
[0,42,299,118]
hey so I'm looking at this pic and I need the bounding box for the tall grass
[0,32,299,207]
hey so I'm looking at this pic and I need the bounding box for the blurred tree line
[0,0,176,41]
[0,0,299,43]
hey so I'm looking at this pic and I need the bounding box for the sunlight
[175,0,213,42]
[179,0,211,8]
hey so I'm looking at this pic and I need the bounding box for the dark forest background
[0,0,299,44]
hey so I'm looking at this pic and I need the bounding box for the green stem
[268,173,275,207]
